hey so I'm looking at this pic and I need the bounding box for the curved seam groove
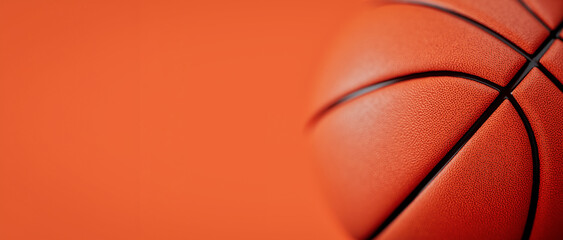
[536,64,563,94]
[305,5,562,239]
[305,71,501,130]
[401,0,532,59]
[534,20,563,94]
[517,0,551,30]
[365,30,553,238]
[308,8,563,131]
[557,22,563,37]
[365,95,506,240]
[507,96,540,240]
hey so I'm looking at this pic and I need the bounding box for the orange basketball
[308,0,563,239]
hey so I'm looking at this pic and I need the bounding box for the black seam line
[533,23,563,94]
[365,18,563,240]
[303,2,563,237]
[507,95,540,240]
[403,0,531,58]
[405,0,563,89]
[557,22,563,36]
[365,94,507,240]
[512,21,563,240]
[503,25,563,94]
[307,5,563,131]
[537,64,563,94]
[506,61,536,93]
[404,1,563,63]
[518,0,551,31]
[305,71,501,130]
[365,49,539,239]
[528,20,563,61]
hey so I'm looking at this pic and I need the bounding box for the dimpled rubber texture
[308,0,563,239]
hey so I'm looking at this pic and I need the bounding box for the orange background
[0,0,361,239]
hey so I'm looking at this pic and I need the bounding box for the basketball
[308,0,563,239]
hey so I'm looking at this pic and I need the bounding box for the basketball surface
[308,0,563,239]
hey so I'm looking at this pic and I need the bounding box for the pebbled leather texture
[513,69,563,240]
[523,0,563,29]
[311,4,525,114]
[541,39,563,83]
[410,0,549,54]
[312,77,496,238]
[310,0,563,239]
[378,100,532,240]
